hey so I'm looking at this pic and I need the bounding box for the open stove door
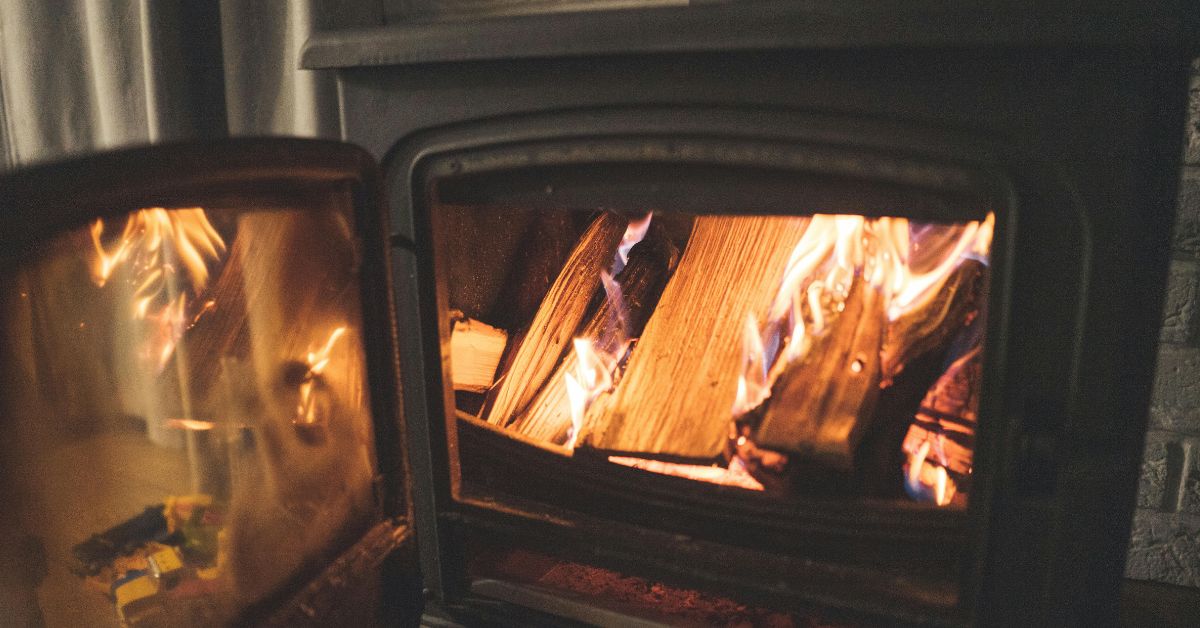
[0,139,421,627]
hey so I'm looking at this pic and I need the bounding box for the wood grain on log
[509,224,680,443]
[449,317,508,393]
[436,204,538,323]
[754,278,886,470]
[485,212,626,427]
[579,215,811,459]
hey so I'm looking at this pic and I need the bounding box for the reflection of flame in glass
[732,213,994,419]
[89,208,226,371]
[166,418,217,431]
[297,327,347,427]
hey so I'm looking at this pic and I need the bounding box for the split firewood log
[449,315,508,393]
[756,255,986,470]
[434,204,539,324]
[579,215,811,459]
[490,210,578,330]
[901,343,982,480]
[484,211,626,426]
[509,223,680,443]
[879,260,986,385]
[753,278,886,470]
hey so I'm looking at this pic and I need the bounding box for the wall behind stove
[1128,59,1200,588]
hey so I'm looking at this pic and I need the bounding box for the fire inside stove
[443,209,993,508]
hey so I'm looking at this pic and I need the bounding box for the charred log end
[753,280,884,470]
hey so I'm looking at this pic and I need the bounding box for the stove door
[0,139,417,627]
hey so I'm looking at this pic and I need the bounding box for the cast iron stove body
[304,2,1196,625]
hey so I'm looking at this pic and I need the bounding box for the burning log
[752,259,986,469]
[485,211,627,427]
[903,344,982,482]
[753,279,886,470]
[879,260,986,385]
[578,216,811,459]
[474,207,991,493]
[507,223,680,443]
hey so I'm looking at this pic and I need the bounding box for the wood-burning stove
[306,2,1196,625]
[0,2,1195,626]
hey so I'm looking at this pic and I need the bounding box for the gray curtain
[220,0,361,138]
[0,1,226,168]
[0,0,380,170]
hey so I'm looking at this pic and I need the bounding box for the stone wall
[1126,60,1200,587]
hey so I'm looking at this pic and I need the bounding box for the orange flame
[730,213,991,507]
[89,208,226,371]
[734,213,994,420]
[90,208,224,292]
[731,314,770,416]
[564,337,619,449]
[563,217,645,450]
[904,438,957,507]
[613,212,654,273]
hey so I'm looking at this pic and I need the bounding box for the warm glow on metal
[608,455,765,491]
[166,418,216,431]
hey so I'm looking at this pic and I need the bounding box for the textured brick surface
[1161,260,1200,344]
[1126,510,1200,587]
[1147,407,1200,434]
[1150,346,1200,414]
[1129,60,1200,587]
[1174,170,1200,257]
[1185,65,1200,165]
[1182,444,1200,514]
[1138,434,1170,510]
